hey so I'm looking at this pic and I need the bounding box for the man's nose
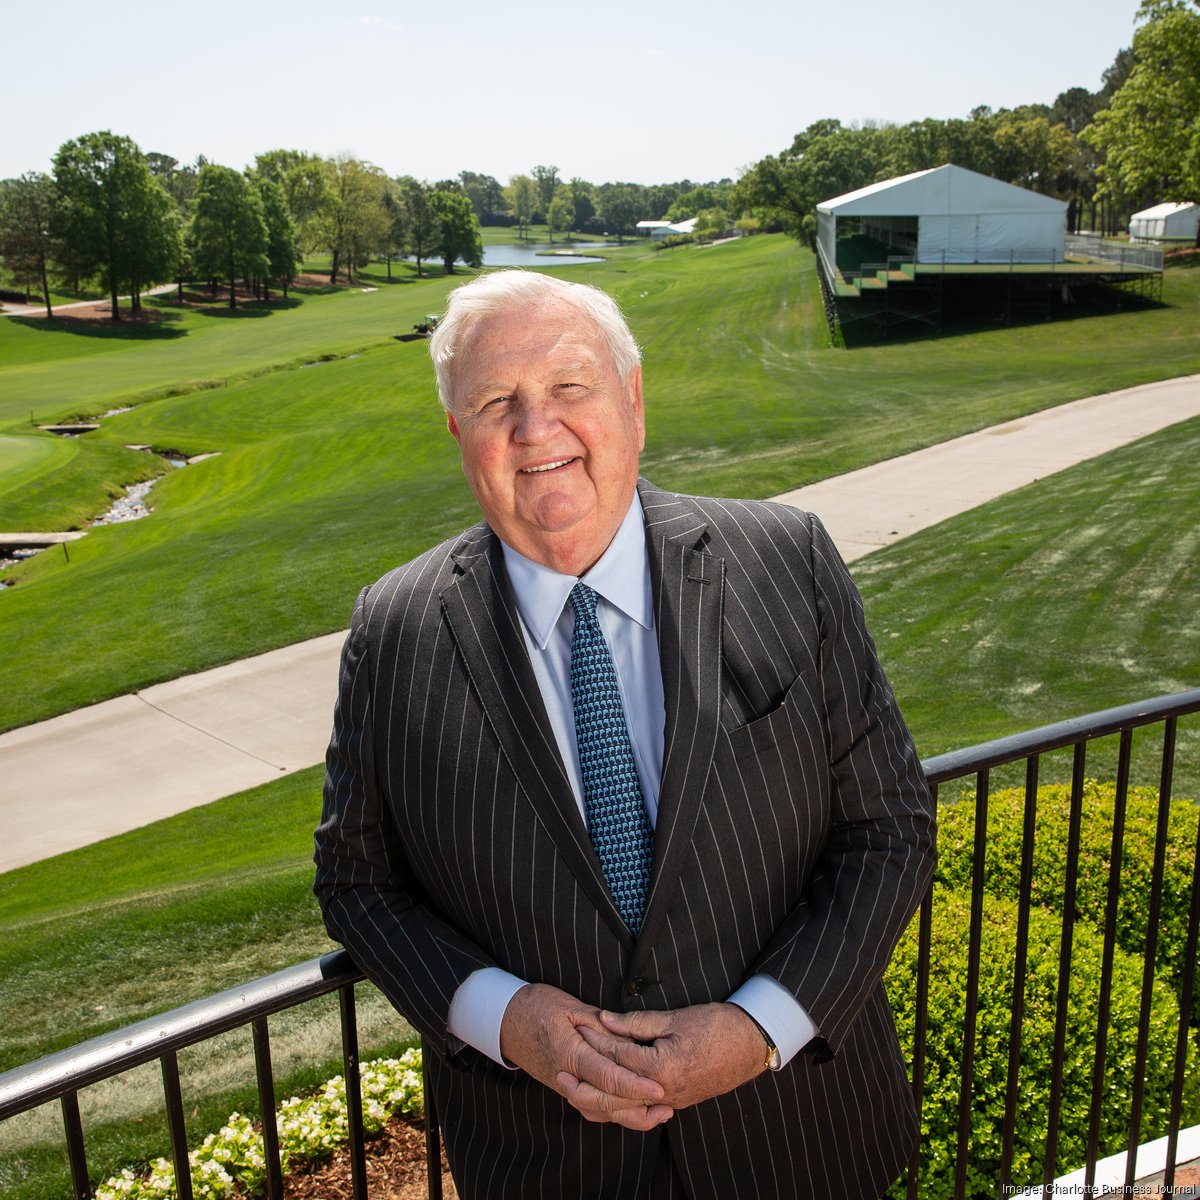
[513,395,561,442]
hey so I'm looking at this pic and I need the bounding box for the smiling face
[445,298,645,576]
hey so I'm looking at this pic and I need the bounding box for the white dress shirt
[447,496,816,1067]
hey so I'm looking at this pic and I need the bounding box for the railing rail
[2,689,1198,1200]
[1065,233,1164,271]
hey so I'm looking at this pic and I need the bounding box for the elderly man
[314,270,935,1199]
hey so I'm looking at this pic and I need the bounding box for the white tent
[1129,202,1200,242]
[816,164,1067,277]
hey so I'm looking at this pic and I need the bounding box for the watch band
[730,1004,782,1071]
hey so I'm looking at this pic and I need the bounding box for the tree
[569,177,596,230]
[53,131,176,321]
[531,164,559,218]
[0,172,60,315]
[399,177,438,275]
[256,177,298,299]
[547,186,574,243]
[318,155,388,283]
[665,185,728,221]
[256,149,328,251]
[379,179,408,279]
[191,163,268,308]
[595,183,640,242]
[146,152,198,207]
[693,207,728,243]
[123,173,182,313]
[990,109,1076,192]
[459,171,504,221]
[431,189,482,273]
[1084,0,1200,241]
[505,174,536,239]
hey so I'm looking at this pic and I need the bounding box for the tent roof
[817,164,1066,217]
[1130,201,1200,220]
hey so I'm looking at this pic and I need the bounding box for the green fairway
[859,415,1200,798]
[2,235,1199,737]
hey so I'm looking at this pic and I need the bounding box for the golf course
[2,234,1199,1197]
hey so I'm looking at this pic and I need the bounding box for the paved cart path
[3,374,1199,872]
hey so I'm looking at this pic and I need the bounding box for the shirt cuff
[447,967,528,1067]
[728,973,818,1067]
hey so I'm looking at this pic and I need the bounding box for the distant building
[636,217,699,240]
[1129,202,1200,243]
[816,164,1067,280]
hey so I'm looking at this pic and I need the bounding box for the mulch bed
[285,1116,458,1200]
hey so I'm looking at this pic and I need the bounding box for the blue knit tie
[569,583,654,936]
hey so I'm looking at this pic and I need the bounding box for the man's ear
[446,411,461,442]
[628,366,645,451]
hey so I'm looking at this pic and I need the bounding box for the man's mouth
[520,457,577,474]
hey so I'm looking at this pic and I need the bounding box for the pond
[481,242,608,268]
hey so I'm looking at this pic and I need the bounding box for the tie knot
[569,582,599,626]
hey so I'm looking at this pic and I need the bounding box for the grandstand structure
[814,165,1164,339]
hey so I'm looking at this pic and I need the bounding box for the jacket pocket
[726,672,816,761]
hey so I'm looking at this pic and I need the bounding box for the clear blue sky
[4,0,1141,185]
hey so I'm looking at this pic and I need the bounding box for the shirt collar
[501,495,652,650]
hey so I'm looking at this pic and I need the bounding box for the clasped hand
[499,984,766,1131]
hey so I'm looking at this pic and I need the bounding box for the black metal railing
[910,687,1200,1200]
[2,689,1198,1200]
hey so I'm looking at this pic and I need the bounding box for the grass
[3,415,1197,1194]
[3,236,1199,732]
[2,237,1199,1194]
[0,766,415,1200]
[858,414,1200,798]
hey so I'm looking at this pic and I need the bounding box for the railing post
[953,769,990,1200]
[1083,729,1134,1191]
[252,1016,285,1200]
[1164,810,1200,1193]
[423,1040,444,1200]
[161,1050,194,1200]
[1042,741,1088,1194]
[339,982,368,1200]
[60,1090,93,1200]
[1124,717,1176,1190]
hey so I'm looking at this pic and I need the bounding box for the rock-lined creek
[0,410,215,583]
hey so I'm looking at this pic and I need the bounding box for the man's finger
[577,1024,663,1075]
[557,1071,674,1129]
[598,1008,674,1040]
[565,1039,666,1103]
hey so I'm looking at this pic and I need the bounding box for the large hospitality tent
[816,164,1067,274]
[1129,201,1200,242]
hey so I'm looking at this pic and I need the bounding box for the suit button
[626,978,647,996]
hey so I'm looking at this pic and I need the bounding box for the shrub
[935,780,1199,1000]
[94,1051,424,1200]
[884,889,1199,1200]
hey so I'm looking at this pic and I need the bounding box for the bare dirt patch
[286,1116,458,1200]
[22,302,169,325]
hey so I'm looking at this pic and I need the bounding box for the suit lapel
[439,529,630,943]
[638,482,725,939]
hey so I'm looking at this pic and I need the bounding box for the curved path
[3,374,1200,873]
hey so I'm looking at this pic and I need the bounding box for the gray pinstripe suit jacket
[314,479,936,1200]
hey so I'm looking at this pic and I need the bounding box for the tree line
[732,0,1200,249]
[0,139,492,321]
[6,2,1195,317]
[0,140,734,321]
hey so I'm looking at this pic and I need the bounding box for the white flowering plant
[94,1048,425,1200]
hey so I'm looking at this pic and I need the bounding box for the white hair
[428,270,641,411]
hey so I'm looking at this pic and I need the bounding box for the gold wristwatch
[733,1005,782,1071]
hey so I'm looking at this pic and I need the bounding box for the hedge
[934,780,1199,1000]
[884,888,1199,1200]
